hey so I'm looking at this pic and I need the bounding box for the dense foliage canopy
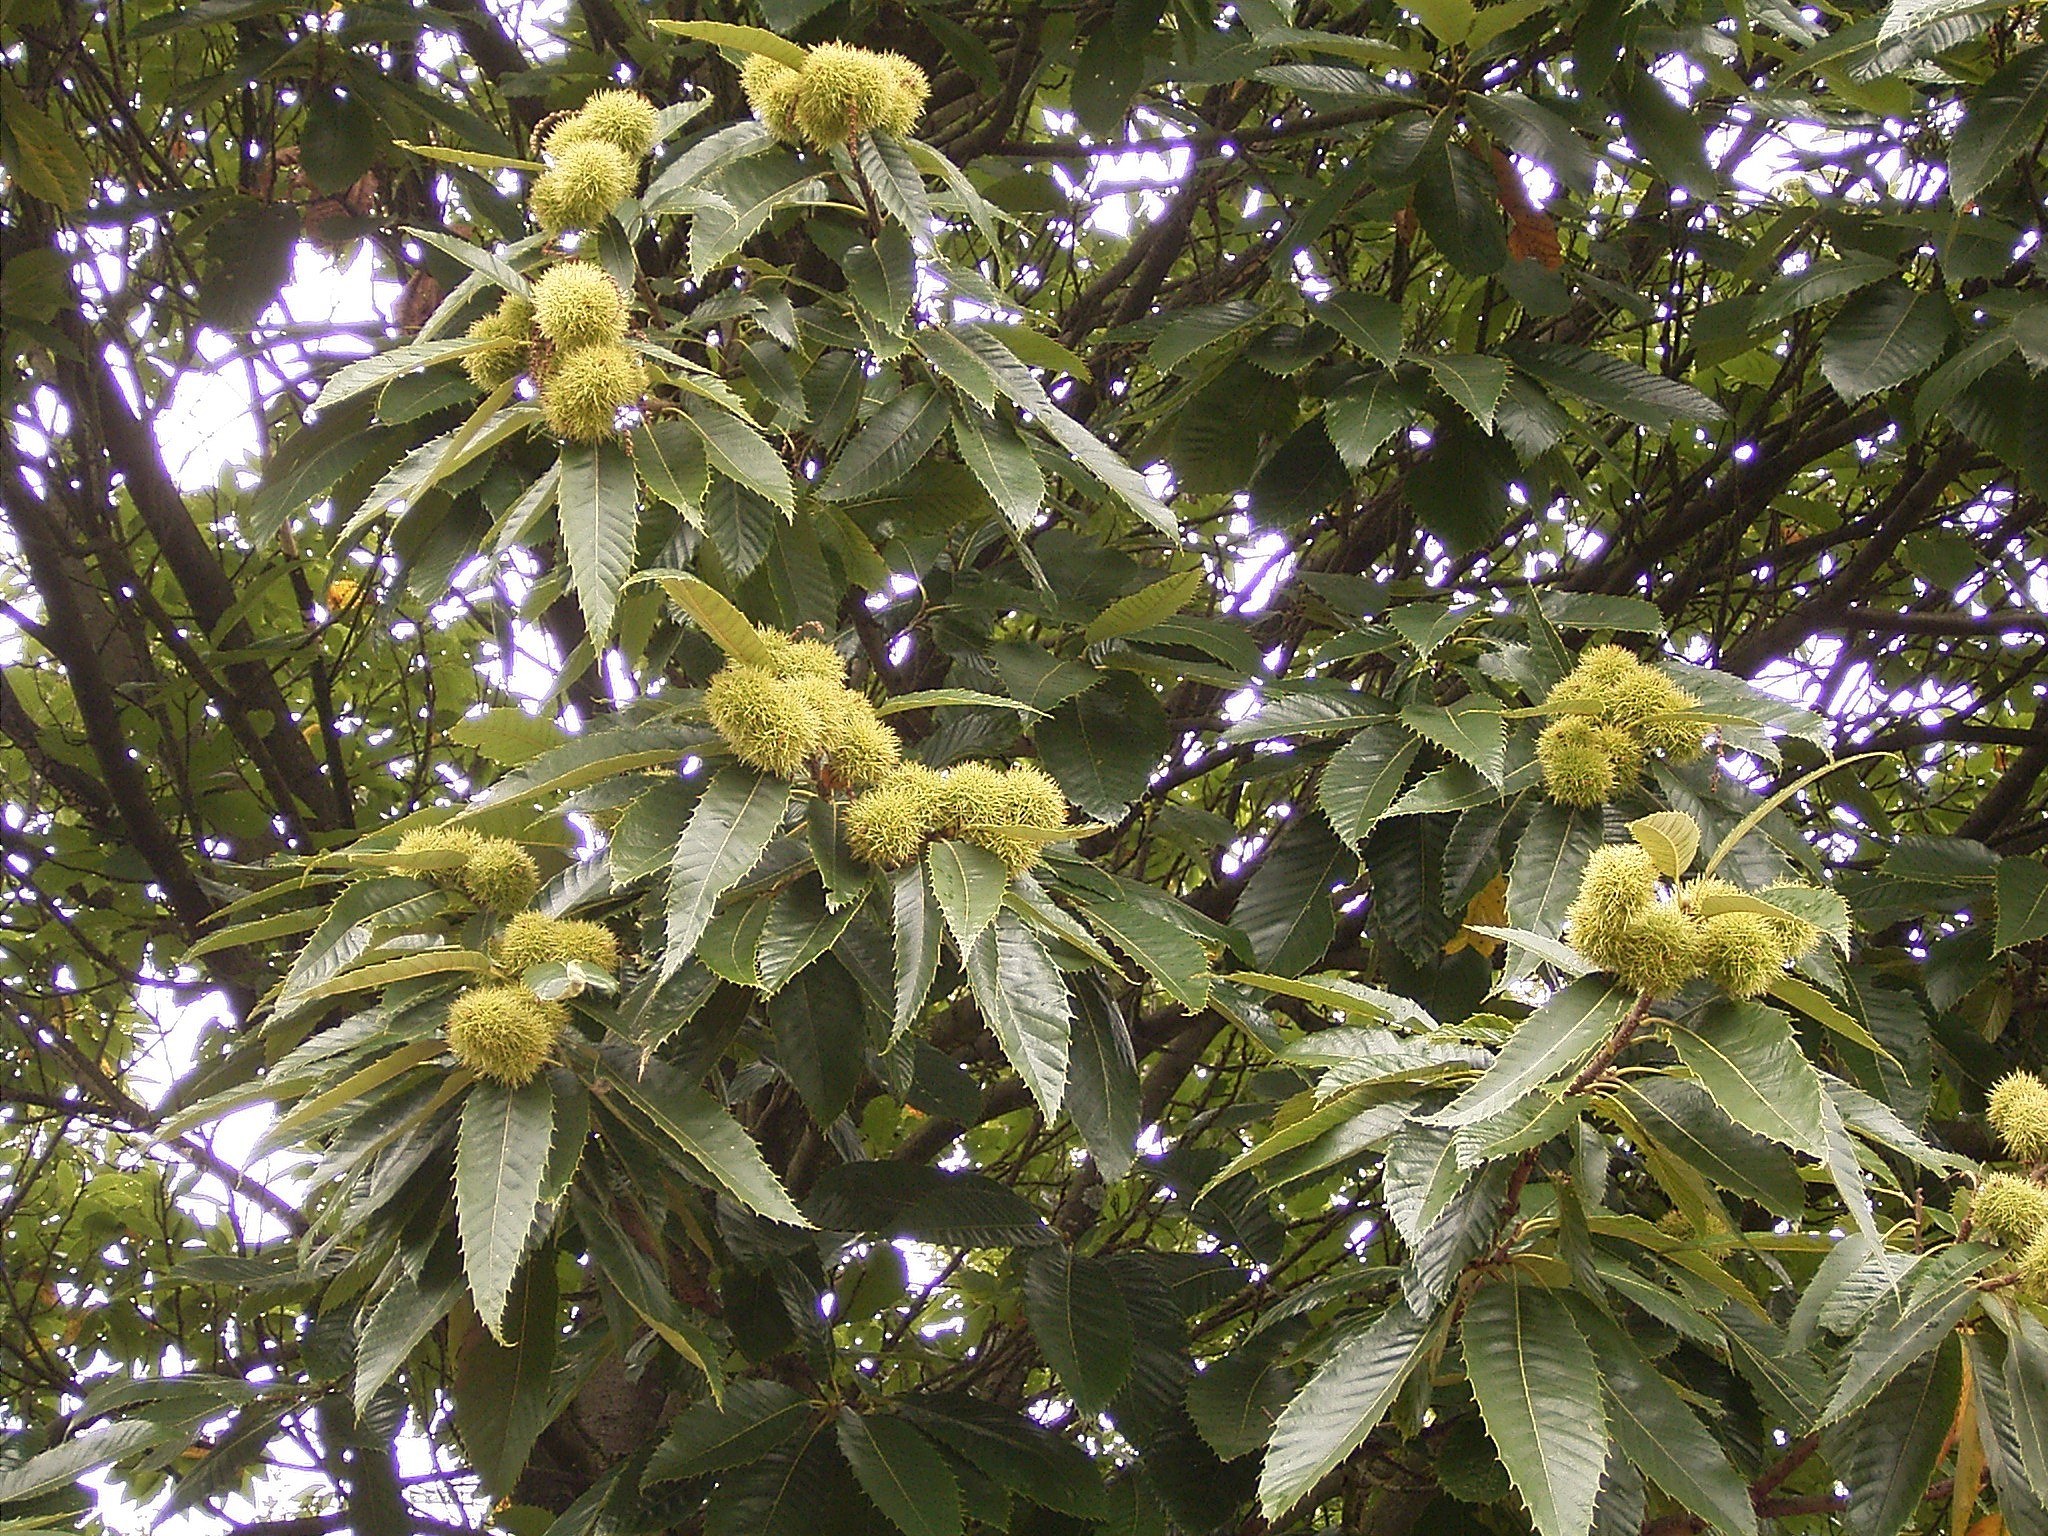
[3,2,2048,1535]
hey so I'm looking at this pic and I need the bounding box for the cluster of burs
[1970,1071,2048,1297]
[704,628,1068,878]
[461,90,663,442]
[1566,844,1823,1001]
[389,825,618,1086]
[1536,645,1710,807]
[738,42,929,148]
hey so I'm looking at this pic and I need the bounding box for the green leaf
[354,1267,462,1413]
[768,956,866,1122]
[837,1413,962,1536]
[467,720,708,810]
[1187,1347,1297,1461]
[1319,723,1422,849]
[652,19,810,67]
[957,325,1176,533]
[1612,1078,1806,1218]
[2002,1306,2048,1494]
[311,337,494,416]
[1085,567,1207,647]
[1995,855,2048,953]
[1233,811,1357,978]
[1580,1308,1758,1536]
[1612,69,1717,197]
[683,399,794,513]
[456,1078,554,1340]
[647,1381,809,1482]
[874,688,1045,718]
[1036,671,1170,820]
[1065,979,1141,1181]
[0,81,91,209]
[857,132,934,240]
[1066,878,1212,1010]
[1319,292,1405,365]
[1465,1278,1606,1536]
[1468,93,1599,192]
[0,1419,167,1504]
[558,440,638,642]
[1950,44,2048,205]
[1257,1301,1438,1519]
[645,570,778,666]
[1820,282,1956,401]
[1668,1000,1828,1157]
[453,1249,558,1495]
[964,911,1072,1117]
[951,408,1044,529]
[898,1395,1105,1520]
[589,1051,808,1225]
[1508,342,1727,428]
[1435,977,1630,1127]
[757,880,860,994]
[1751,252,1896,326]
[805,1163,1053,1247]
[1150,299,1266,373]
[1825,1336,1959,1536]
[880,866,940,1042]
[1628,810,1701,878]
[1424,355,1511,432]
[1823,1256,1984,1423]
[821,385,950,501]
[662,768,792,977]
[927,838,1009,950]
[403,227,532,299]
[1401,700,1506,783]
[1412,143,1506,274]
[1023,1248,1134,1414]
[1508,802,1604,952]
[632,419,709,523]
[1324,371,1425,467]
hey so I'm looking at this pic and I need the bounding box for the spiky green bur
[793,43,918,147]
[2020,1228,2048,1298]
[1696,911,1787,999]
[395,824,486,885]
[705,664,825,779]
[463,839,541,913]
[784,676,901,787]
[1974,1172,2048,1245]
[1593,724,1646,791]
[845,764,947,868]
[1543,646,1707,764]
[876,53,930,135]
[1612,901,1704,998]
[1758,882,1824,959]
[531,262,628,349]
[1641,699,1708,763]
[529,139,634,234]
[497,912,620,974]
[775,637,850,683]
[1538,717,1618,807]
[1989,1070,2048,1163]
[741,55,804,144]
[550,89,661,160]
[539,343,644,442]
[462,296,533,389]
[935,761,1010,836]
[446,985,565,1085]
[1566,843,1661,971]
[960,763,1071,876]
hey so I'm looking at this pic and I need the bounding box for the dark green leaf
[1024,1248,1134,1413]
[456,1078,554,1340]
[1464,1278,1606,1536]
